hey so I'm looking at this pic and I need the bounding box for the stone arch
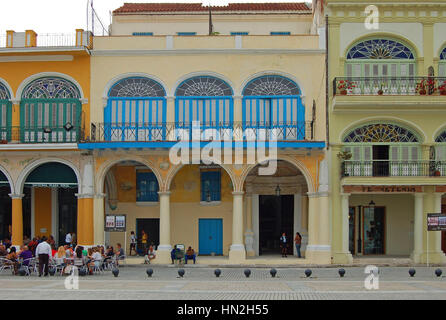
[96,157,163,195]
[16,158,81,195]
[238,155,316,193]
[164,162,237,193]
[0,77,14,100]
[0,164,15,195]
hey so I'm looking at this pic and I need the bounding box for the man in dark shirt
[115,243,125,266]
[0,245,7,257]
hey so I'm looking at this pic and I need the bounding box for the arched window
[105,77,166,141]
[342,123,421,177]
[435,130,446,174]
[242,75,304,140]
[346,38,416,78]
[175,76,233,134]
[20,77,82,143]
[439,47,446,77]
[0,82,11,141]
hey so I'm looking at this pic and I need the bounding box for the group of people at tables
[0,237,125,276]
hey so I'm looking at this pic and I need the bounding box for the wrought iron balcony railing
[341,160,446,177]
[0,125,81,144]
[87,121,315,143]
[334,76,446,96]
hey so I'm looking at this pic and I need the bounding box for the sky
[0,0,309,35]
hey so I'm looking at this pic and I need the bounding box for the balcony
[80,121,325,150]
[332,76,446,111]
[0,125,81,144]
[341,160,446,178]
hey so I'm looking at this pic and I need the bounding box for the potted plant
[416,78,437,95]
[337,80,356,95]
[438,81,446,95]
[377,82,387,95]
[337,151,352,160]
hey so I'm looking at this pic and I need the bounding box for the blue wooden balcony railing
[87,121,315,143]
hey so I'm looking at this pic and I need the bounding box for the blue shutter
[201,171,221,201]
[136,172,159,202]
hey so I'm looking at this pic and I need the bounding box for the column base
[155,245,173,264]
[229,244,246,263]
[244,231,255,257]
[332,252,353,264]
[305,245,332,264]
[411,251,446,264]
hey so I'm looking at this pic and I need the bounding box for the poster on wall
[105,214,126,232]
[427,213,446,231]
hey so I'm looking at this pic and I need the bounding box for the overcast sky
[0,0,308,35]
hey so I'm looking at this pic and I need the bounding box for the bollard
[49,267,56,276]
[270,268,277,278]
[18,267,26,276]
[338,268,346,278]
[178,269,185,278]
[244,269,251,278]
[435,269,442,277]
[146,268,153,277]
[304,269,312,278]
[408,268,416,277]
[112,268,119,277]
[214,269,221,278]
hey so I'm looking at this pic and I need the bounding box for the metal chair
[0,258,14,274]
[92,259,103,274]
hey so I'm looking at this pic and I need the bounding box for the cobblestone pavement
[0,266,445,300]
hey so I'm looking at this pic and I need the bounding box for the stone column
[244,193,255,256]
[422,188,446,264]
[76,159,95,247]
[300,194,309,255]
[229,191,246,262]
[411,193,424,263]
[94,193,106,246]
[10,193,24,247]
[305,191,331,264]
[157,191,172,263]
[335,193,353,263]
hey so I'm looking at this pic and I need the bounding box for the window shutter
[352,146,361,160]
[410,146,419,160]
[436,145,446,161]
[201,171,221,201]
[363,146,372,161]
[401,146,409,160]
[390,146,399,160]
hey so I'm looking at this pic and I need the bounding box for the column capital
[232,191,245,196]
[307,191,329,198]
[9,193,24,199]
[94,193,106,199]
[10,99,20,105]
[166,95,175,101]
[414,193,426,198]
[340,193,351,197]
[158,191,171,196]
[233,95,242,100]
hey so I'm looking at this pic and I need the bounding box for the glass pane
[363,207,385,254]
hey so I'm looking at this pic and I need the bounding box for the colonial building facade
[328,0,446,264]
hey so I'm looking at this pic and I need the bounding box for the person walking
[294,232,302,258]
[129,231,137,256]
[35,236,52,277]
[279,232,288,258]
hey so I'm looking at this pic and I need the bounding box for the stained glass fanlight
[436,131,446,143]
[242,75,300,96]
[0,83,10,100]
[108,77,166,97]
[347,39,415,60]
[175,76,233,96]
[441,47,446,60]
[343,123,419,143]
[22,77,81,99]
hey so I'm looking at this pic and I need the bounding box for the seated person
[170,245,181,264]
[18,246,33,267]
[6,247,19,275]
[185,246,196,264]
[144,245,156,264]
[0,245,8,257]
[115,243,125,266]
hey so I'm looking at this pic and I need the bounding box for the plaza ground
[0,265,445,300]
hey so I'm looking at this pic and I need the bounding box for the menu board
[105,214,126,232]
[427,213,446,231]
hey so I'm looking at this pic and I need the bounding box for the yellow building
[0,30,93,247]
[327,0,446,264]
[76,2,330,264]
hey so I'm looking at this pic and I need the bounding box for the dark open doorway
[373,145,389,176]
[136,218,160,252]
[58,188,78,247]
[259,195,294,255]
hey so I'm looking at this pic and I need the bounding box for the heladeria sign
[105,214,126,232]
[427,213,446,231]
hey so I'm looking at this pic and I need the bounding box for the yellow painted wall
[0,51,91,136]
[34,188,52,238]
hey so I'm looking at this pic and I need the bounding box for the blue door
[199,219,223,255]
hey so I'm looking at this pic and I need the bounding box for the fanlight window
[0,83,10,100]
[440,47,446,77]
[436,131,446,143]
[242,75,300,96]
[22,77,81,99]
[343,123,419,143]
[108,77,165,97]
[175,76,233,96]
[347,39,415,60]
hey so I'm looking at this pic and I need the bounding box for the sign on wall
[105,214,126,232]
[427,213,446,231]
